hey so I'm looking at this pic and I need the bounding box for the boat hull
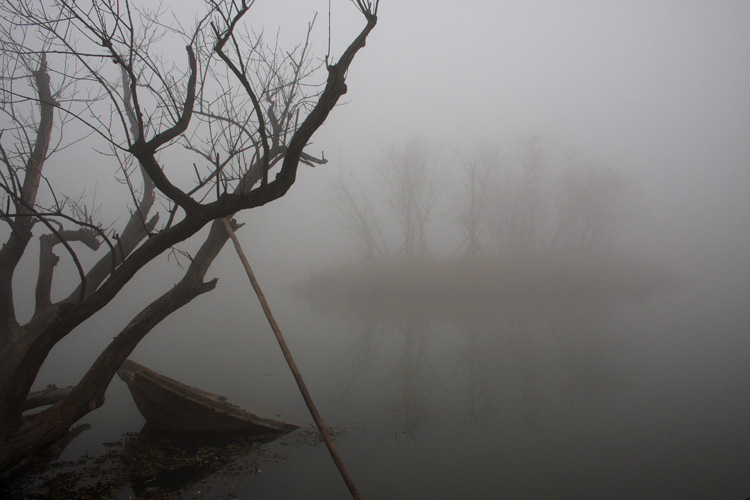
[118,359,298,435]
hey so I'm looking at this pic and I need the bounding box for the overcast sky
[237,1,750,285]
[10,1,749,306]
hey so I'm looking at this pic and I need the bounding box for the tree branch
[212,6,271,187]
[35,229,100,315]
[0,53,56,329]
[23,385,74,412]
[129,46,201,214]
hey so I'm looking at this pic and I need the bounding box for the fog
[234,0,750,286]
[12,1,750,498]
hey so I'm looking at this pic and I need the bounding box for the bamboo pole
[222,218,362,500]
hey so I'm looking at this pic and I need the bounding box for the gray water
[57,274,750,500]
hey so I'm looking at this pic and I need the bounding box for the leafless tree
[383,141,441,264]
[549,151,638,255]
[483,138,546,257]
[485,136,547,258]
[331,173,389,262]
[509,136,546,255]
[0,0,378,473]
[453,156,491,258]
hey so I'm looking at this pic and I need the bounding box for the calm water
[57,278,750,499]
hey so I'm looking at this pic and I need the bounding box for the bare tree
[509,136,546,255]
[331,173,388,262]
[484,136,548,258]
[0,0,378,473]
[549,151,637,255]
[453,156,491,258]
[383,141,441,264]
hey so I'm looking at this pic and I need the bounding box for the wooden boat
[117,359,298,435]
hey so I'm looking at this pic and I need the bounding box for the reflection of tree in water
[544,300,627,404]
[451,298,626,428]
[386,311,436,426]
[305,287,626,426]
[338,310,385,400]
[334,298,439,428]
[440,299,553,428]
[449,302,494,424]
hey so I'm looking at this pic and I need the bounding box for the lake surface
[56,276,750,499]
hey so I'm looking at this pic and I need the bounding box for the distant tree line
[333,137,639,264]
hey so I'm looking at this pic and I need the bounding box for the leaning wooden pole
[222,218,362,500]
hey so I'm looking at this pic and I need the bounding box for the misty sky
[237,0,750,290]
[6,0,749,309]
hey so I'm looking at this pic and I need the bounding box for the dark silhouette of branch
[211,3,271,187]
[0,0,379,475]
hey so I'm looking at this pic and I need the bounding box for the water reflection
[308,289,627,429]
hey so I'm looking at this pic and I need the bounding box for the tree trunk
[0,2,378,474]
